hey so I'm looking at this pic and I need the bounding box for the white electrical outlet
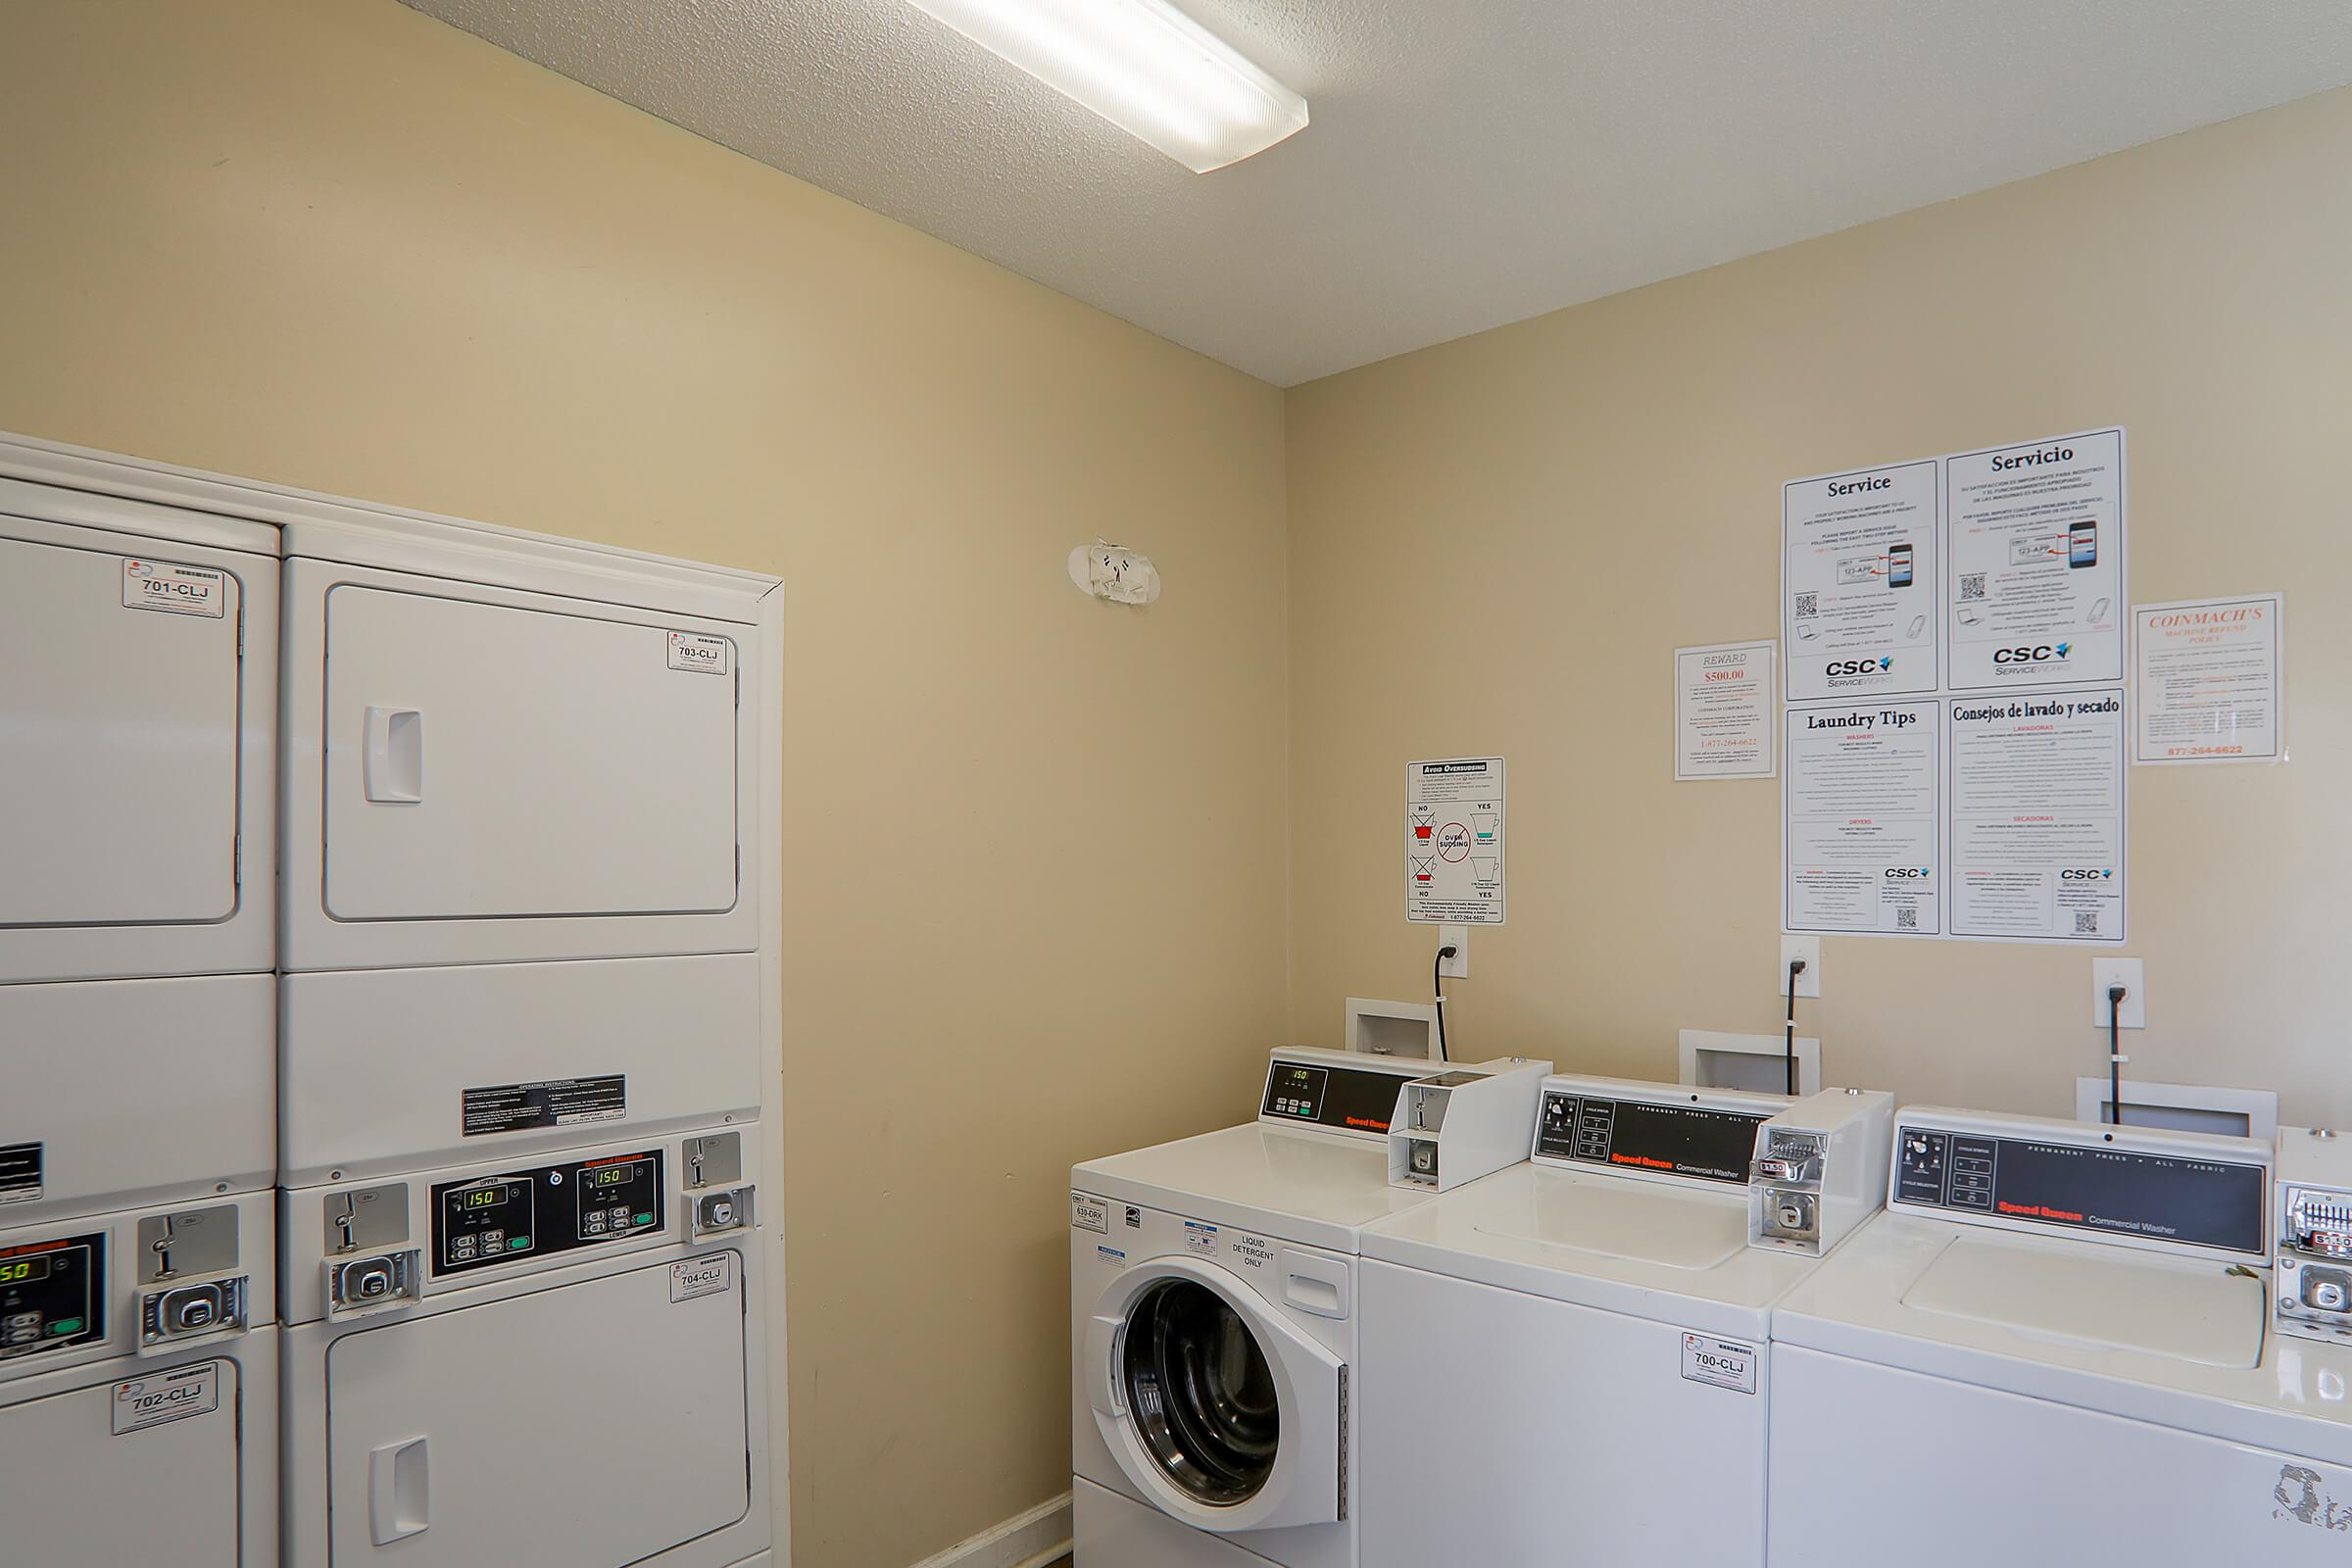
[2092,957,2145,1028]
[1779,936,1821,998]
[1439,924,1469,978]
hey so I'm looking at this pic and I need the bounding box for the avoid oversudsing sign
[1406,758,1504,924]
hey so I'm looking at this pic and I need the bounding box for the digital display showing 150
[592,1164,633,1188]
[0,1257,53,1286]
[464,1186,511,1210]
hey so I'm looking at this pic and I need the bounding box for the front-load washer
[1070,1049,1550,1568]
[1356,1077,1890,1568]
[1767,1107,2352,1563]
[279,1125,769,1568]
[0,1191,277,1566]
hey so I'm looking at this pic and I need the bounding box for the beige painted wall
[1288,88,2352,1128]
[0,3,1289,1565]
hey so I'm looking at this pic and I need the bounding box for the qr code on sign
[1794,592,1818,619]
[2075,911,2100,935]
[1961,574,1986,602]
[1895,907,1918,931]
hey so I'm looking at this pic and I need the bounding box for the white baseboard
[908,1492,1072,1568]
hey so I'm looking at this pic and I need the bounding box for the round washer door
[1083,1253,1344,1535]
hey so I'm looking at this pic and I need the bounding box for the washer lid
[1486,1169,1751,1271]
[1075,1123,1433,1253]
[1358,1163,1813,1341]
[1772,1212,2352,1468]
[1899,1230,2263,1368]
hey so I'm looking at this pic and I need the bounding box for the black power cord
[2107,984,2129,1125]
[1433,945,1459,1062]
[1785,958,1808,1096]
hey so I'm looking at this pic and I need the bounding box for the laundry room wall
[1285,88,2352,1127]
[0,3,1289,1565]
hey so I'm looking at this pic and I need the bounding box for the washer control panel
[431,1150,664,1277]
[0,1232,105,1360]
[1536,1092,1770,1185]
[1893,1122,2267,1258]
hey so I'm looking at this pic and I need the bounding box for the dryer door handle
[369,1435,431,1544]
[363,706,424,803]
[1084,1313,1125,1417]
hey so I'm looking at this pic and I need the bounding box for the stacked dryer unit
[0,429,783,1568]
[271,508,780,1568]
[0,477,281,1565]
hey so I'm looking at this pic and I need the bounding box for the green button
[634,1213,654,1226]
[49,1318,82,1336]
[509,1237,531,1250]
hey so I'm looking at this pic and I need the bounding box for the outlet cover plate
[1779,936,1822,998]
[1439,924,1468,979]
[2092,957,2146,1028]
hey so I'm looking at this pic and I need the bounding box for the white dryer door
[1084,1253,1345,1535]
[325,1256,750,1568]
[0,1359,244,1564]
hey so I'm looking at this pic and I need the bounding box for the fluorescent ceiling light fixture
[904,0,1308,173]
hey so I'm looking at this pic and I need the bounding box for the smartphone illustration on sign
[1886,543,1914,588]
[2069,520,2098,568]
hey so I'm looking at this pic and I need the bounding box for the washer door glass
[1122,1276,1280,1506]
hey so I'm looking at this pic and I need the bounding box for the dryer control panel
[0,1232,105,1360]
[432,1149,665,1277]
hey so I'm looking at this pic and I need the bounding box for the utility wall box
[2073,1077,2278,1139]
[1388,1058,1554,1192]
[0,477,278,984]
[1682,1028,1822,1099]
[1747,1089,1895,1258]
[1346,997,1441,1059]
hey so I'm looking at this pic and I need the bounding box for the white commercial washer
[1071,1048,1549,1568]
[1355,1075,1890,1568]
[1768,1107,2352,1564]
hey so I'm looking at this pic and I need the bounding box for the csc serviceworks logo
[2059,868,2114,881]
[1993,641,2073,665]
[1825,657,1893,678]
[1884,867,1932,880]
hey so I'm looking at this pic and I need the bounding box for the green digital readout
[0,1256,52,1285]
[593,1165,631,1188]
[465,1186,508,1210]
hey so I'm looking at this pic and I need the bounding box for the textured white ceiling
[403,0,2352,385]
